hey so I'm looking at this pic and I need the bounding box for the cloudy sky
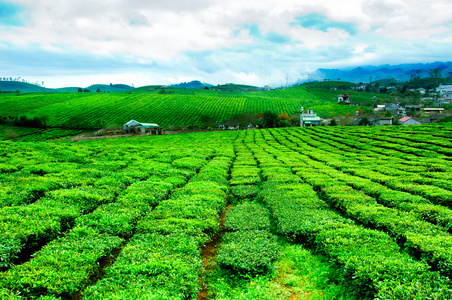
[1,0,452,88]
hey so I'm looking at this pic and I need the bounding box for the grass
[207,238,357,300]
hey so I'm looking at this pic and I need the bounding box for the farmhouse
[300,107,321,127]
[123,119,159,134]
[399,116,421,125]
[377,117,393,126]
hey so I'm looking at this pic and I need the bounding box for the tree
[234,113,254,129]
[428,68,442,78]
[290,114,300,126]
[200,115,217,129]
[78,88,83,92]
[359,117,371,126]
[330,119,337,126]
[263,111,278,128]
[15,90,20,96]
[277,112,291,127]
[96,88,101,92]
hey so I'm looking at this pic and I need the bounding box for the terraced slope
[0,86,369,129]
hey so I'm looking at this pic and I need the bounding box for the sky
[1,0,452,88]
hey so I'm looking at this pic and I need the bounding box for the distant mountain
[0,81,53,93]
[0,81,134,93]
[84,84,133,92]
[310,61,452,83]
[171,80,212,89]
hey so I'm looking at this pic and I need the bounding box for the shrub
[218,230,279,274]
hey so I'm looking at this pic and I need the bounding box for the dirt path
[197,205,232,300]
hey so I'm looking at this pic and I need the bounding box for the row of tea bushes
[230,132,261,201]
[0,186,114,270]
[0,158,203,297]
[273,128,452,278]
[0,227,124,297]
[287,129,452,231]
[219,135,279,275]
[252,130,452,299]
[0,132,235,298]
[83,156,232,299]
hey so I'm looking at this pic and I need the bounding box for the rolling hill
[0,81,53,93]
[0,84,369,130]
[0,81,134,93]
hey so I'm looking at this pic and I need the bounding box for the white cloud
[1,0,452,87]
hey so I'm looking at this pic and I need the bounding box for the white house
[124,120,159,134]
[300,107,321,127]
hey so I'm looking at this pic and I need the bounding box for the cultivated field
[0,86,369,129]
[1,124,452,299]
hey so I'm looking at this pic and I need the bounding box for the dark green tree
[263,111,278,128]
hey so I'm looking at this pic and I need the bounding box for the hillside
[310,61,452,83]
[86,84,133,92]
[0,81,53,93]
[170,80,212,89]
[0,85,370,129]
[0,81,134,93]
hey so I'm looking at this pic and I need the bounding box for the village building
[405,105,423,113]
[300,107,321,127]
[220,119,239,130]
[377,117,393,126]
[417,88,426,95]
[423,107,445,114]
[437,84,452,100]
[123,119,159,134]
[399,116,421,125]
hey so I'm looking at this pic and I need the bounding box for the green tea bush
[218,230,279,274]
[224,202,271,231]
[1,227,123,297]
[83,232,202,299]
[230,185,259,199]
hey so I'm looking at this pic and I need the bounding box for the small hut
[124,120,159,134]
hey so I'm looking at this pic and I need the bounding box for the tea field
[1,124,452,299]
[0,85,369,129]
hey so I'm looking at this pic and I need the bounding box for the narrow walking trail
[197,205,232,300]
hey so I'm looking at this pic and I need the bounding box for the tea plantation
[1,124,452,299]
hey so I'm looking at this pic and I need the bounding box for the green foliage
[1,227,123,297]
[230,184,259,199]
[218,230,279,274]
[83,233,202,299]
[224,202,271,231]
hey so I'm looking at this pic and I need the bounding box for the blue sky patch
[0,0,27,26]
[240,24,291,44]
[292,13,358,35]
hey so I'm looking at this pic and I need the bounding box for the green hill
[54,87,82,92]
[0,81,53,93]
[214,84,261,92]
[407,77,452,90]
[86,84,133,92]
[0,85,372,130]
